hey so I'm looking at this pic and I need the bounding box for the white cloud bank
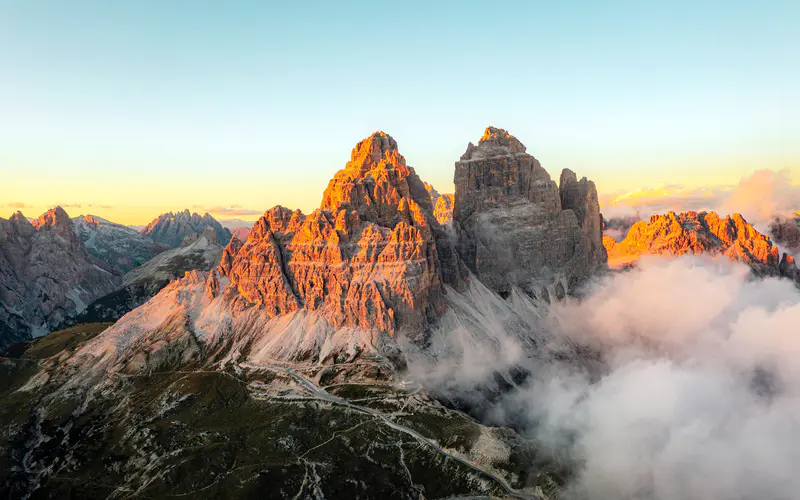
[409,257,800,500]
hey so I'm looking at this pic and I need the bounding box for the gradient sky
[2,0,799,225]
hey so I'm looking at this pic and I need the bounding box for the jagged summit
[218,133,452,345]
[141,209,231,248]
[604,210,799,280]
[9,210,28,223]
[32,205,71,230]
[320,131,433,227]
[424,182,455,225]
[345,131,401,172]
[455,127,606,295]
[72,213,167,275]
[460,126,527,161]
[0,206,119,346]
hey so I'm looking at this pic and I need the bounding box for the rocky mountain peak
[31,206,80,248]
[424,182,455,225]
[9,210,29,224]
[81,214,102,227]
[4,211,35,237]
[345,131,401,172]
[604,211,798,279]
[320,132,433,228]
[460,126,527,161]
[454,127,606,295]
[141,210,232,248]
[33,206,71,230]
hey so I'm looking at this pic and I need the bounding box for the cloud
[7,202,26,209]
[601,169,800,234]
[718,169,800,227]
[54,202,82,208]
[407,257,800,499]
[600,184,729,219]
[88,204,113,209]
[204,205,262,216]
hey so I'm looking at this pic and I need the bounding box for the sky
[1,0,799,225]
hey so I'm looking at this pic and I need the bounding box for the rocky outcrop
[230,226,251,242]
[769,215,800,254]
[606,211,799,279]
[62,128,610,373]
[76,228,225,323]
[560,169,607,266]
[424,182,455,225]
[454,127,606,297]
[0,207,119,346]
[140,210,232,248]
[72,215,168,274]
[223,132,454,341]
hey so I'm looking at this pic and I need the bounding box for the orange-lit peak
[346,131,403,172]
[32,206,70,230]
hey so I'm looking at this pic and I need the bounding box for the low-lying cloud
[602,169,800,232]
[409,257,800,499]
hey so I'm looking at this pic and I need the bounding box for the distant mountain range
[0,208,232,347]
[140,209,232,247]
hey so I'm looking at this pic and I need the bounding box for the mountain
[230,225,251,242]
[604,210,799,279]
[72,214,168,274]
[0,128,603,499]
[769,214,800,254]
[424,182,455,225]
[0,207,119,347]
[74,228,226,323]
[454,127,606,298]
[140,209,232,248]
[601,214,640,242]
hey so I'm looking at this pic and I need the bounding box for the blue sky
[1,0,798,224]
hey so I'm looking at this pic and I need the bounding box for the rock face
[140,210,232,248]
[606,211,799,279]
[72,214,168,274]
[601,214,641,242]
[454,127,606,297]
[223,132,454,341]
[424,182,455,225]
[76,228,225,323]
[59,127,606,372]
[230,226,251,242]
[0,207,119,346]
[769,215,800,254]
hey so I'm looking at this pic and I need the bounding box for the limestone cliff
[221,132,455,341]
[0,207,119,346]
[454,127,606,298]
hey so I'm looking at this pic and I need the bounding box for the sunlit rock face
[424,182,455,225]
[140,209,232,248]
[606,211,799,279]
[221,132,460,341]
[0,207,119,346]
[454,126,606,297]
